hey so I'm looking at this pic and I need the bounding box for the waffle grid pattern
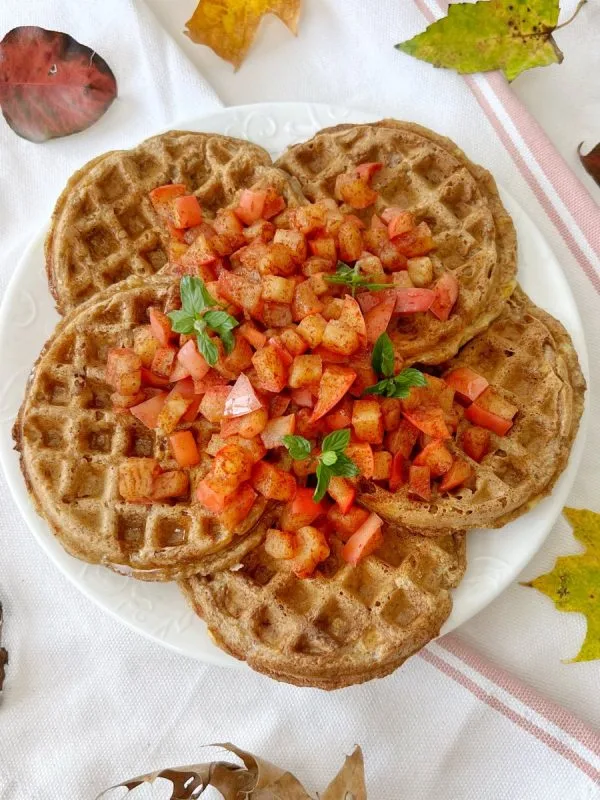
[15,279,270,581]
[46,132,280,313]
[359,288,586,533]
[275,120,517,365]
[182,531,465,689]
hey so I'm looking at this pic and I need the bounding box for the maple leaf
[185,0,302,70]
[0,27,117,143]
[396,0,587,82]
[524,508,600,662]
[578,142,600,187]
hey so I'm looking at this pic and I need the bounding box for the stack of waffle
[14,124,585,688]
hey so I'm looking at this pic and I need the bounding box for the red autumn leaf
[578,142,600,188]
[0,26,117,143]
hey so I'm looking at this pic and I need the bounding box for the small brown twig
[0,602,8,693]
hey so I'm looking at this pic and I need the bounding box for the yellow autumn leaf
[524,508,600,662]
[185,0,302,70]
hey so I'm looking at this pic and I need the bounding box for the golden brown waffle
[358,286,586,534]
[13,277,278,581]
[181,527,466,689]
[46,131,307,314]
[276,120,517,366]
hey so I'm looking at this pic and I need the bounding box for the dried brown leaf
[95,756,251,799]
[0,602,7,693]
[321,748,367,800]
[578,142,600,188]
[95,743,367,799]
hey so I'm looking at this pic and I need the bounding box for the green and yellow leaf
[396,0,586,82]
[524,507,600,662]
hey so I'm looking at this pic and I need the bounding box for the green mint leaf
[359,282,390,291]
[337,262,354,277]
[202,309,239,355]
[218,328,235,355]
[203,310,238,331]
[326,263,361,286]
[193,318,207,334]
[362,368,427,399]
[321,450,338,467]
[167,309,196,335]
[180,276,216,315]
[394,367,428,393]
[321,428,351,453]
[372,332,395,378]
[326,261,389,295]
[196,331,218,367]
[283,435,312,461]
[313,462,331,503]
[330,452,360,478]
[362,379,388,397]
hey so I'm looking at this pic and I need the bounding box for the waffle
[358,286,586,534]
[46,131,307,314]
[276,120,517,366]
[181,526,466,689]
[13,277,279,581]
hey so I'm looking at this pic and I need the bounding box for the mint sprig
[167,276,238,366]
[363,333,427,399]
[283,428,359,503]
[326,261,389,297]
[282,434,312,461]
[363,367,427,399]
[363,332,427,399]
[371,332,395,379]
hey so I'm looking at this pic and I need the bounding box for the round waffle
[276,119,517,366]
[181,526,466,689]
[46,130,307,314]
[13,277,279,581]
[358,287,586,534]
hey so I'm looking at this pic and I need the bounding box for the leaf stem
[555,0,587,31]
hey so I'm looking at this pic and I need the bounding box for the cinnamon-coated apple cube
[321,297,344,321]
[288,354,323,389]
[291,281,324,321]
[407,256,433,287]
[337,220,363,261]
[273,228,307,263]
[296,314,327,348]
[352,398,384,444]
[372,451,393,481]
[261,275,296,304]
[257,243,297,276]
[133,326,160,368]
[322,320,360,356]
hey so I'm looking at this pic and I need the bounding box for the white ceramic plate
[0,103,588,667]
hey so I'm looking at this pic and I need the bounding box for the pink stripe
[483,71,600,257]
[412,0,439,24]
[463,75,600,294]
[411,0,600,294]
[439,635,600,757]
[419,648,600,783]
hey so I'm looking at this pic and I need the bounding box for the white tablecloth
[0,1,599,797]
